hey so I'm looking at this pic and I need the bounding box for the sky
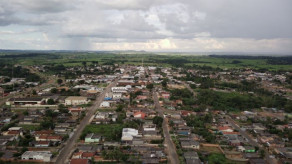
[0,0,292,53]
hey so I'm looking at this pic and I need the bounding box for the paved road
[226,116,278,164]
[55,78,119,164]
[153,91,180,164]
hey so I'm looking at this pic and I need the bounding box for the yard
[80,124,124,141]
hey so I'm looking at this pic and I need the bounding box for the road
[226,116,278,164]
[153,91,180,164]
[55,78,119,164]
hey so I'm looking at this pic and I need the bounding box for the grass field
[1,51,291,71]
[18,124,40,131]
[81,124,123,141]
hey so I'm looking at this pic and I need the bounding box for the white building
[111,87,128,93]
[121,128,139,141]
[65,96,89,106]
[100,101,110,108]
[21,151,52,162]
[113,93,122,99]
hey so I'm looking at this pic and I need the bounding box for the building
[70,159,90,164]
[65,96,89,106]
[181,140,200,149]
[6,97,44,106]
[21,151,52,162]
[113,93,122,99]
[134,112,146,119]
[100,101,110,108]
[111,87,128,93]
[121,128,139,143]
[85,133,101,143]
[184,151,201,164]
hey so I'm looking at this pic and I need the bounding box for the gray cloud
[0,0,291,52]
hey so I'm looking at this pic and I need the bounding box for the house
[177,130,191,136]
[218,126,233,133]
[134,112,146,119]
[69,107,82,112]
[180,110,193,117]
[36,135,62,142]
[111,87,128,93]
[132,138,144,145]
[184,151,201,164]
[70,159,90,164]
[181,140,200,149]
[100,101,110,108]
[35,141,50,147]
[161,92,170,99]
[121,128,139,143]
[21,151,52,162]
[65,96,89,106]
[113,93,122,99]
[54,127,68,134]
[81,152,95,159]
[85,133,101,143]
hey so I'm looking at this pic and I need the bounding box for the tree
[169,120,174,127]
[161,79,168,88]
[208,153,226,164]
[40,118,54,129]
[82,61,87,68]
[260,149,265,158]
[32,89,37,95]
[146,83,154,90]
[57,79,63,85]
[153,116,163,128]
[116,104,124,112]
[23,110,29,116]
[47,98,55,105]
[51,88,58,94]
[92,61,98,65]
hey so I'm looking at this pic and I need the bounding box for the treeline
[209,55,292,65]
[0,64,41,82]
[152,58,191,67]
[0,53,60,59]
[196,89,292,112]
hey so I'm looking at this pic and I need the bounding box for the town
[0,53,291,164]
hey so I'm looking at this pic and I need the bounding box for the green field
[1,51,291,71]
[80,124,124,141]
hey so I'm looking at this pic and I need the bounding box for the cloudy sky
[0,0,292,53]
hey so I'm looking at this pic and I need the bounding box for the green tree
[161,78,168,88]
[116,104,124,112]
[208,153,226,164]
[153,116,163,128]
[57,79,63,85]
[260,149,265,158]
[47,98,55,105]
[82,61,87,68]
[51,88,58,94]
[146,83,154,90]
[32,89,37,95]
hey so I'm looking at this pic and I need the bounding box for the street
[55,78,119,164]
[153,91,180,164]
